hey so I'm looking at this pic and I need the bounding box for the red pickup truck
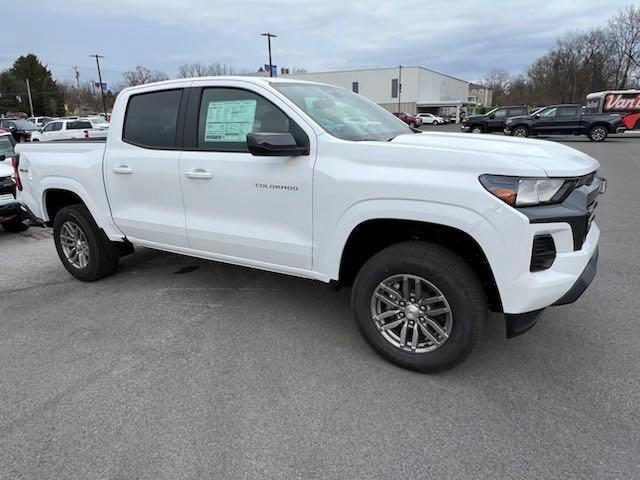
[392,112,423,128]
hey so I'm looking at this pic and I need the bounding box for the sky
[2,0,635,89]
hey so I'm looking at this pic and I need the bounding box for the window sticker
[204,99,257,142]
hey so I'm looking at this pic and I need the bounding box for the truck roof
[119,76,330,95]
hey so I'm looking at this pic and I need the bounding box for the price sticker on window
[204,99,257,142]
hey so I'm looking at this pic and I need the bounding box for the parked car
[30,119,109,142]
[82,116,110,130]
[504,104,625,142]
[461,106,530,134]
[0,118,39,142]
[27,116,56,128]
[392,112,422,128]
[16,77,604,372]
[416,113,445,125]
[0,132,27,232]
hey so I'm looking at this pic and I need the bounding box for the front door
[533,107,560,134]
[103,85,190,247]
[487,108,507,132]
[178,83,315,270]
[555,105,582,134]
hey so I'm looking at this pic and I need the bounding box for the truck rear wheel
[588,125,608,142]
[351,241,486,372]
[53,205,119,281]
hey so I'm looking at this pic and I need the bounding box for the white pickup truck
[15,77,605,372]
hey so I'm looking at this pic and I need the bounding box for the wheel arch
[334,216,502,312]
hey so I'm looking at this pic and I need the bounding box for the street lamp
[261,33,277,77]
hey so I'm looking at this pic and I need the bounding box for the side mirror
[534,114,540,119]
[9,126,17,132]
[247,132,309,157]
[488,114,495,119]
[0,155,5,162]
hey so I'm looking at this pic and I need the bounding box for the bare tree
[482,68,511,105]
[177,62,235,78]
[607,5,640,88]
[122,66,169,86]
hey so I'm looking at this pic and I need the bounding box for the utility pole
[25,78,34,117]
[261,33,277,77]
[89,54,108,117]
[73,66,81,114]
[397,65,402,112]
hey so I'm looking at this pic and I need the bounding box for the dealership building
[285,66,476,120]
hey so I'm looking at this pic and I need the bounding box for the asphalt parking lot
[1,132,639,479]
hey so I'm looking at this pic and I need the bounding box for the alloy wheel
[59,221,90,269]
[370,274,453,353]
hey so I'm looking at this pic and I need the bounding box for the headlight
[505,119,513,125]
[479,175,572,206]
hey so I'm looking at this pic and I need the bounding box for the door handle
[113,165,133,174]
[185,169,213,180]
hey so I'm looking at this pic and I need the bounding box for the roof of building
[285,66,469,84]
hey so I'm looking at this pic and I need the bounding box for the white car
[27,116,57,128]
[417,113,445,125]
[30,119,109,142]
[16,77,604,372]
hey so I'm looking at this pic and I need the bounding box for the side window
[540,107,557,118]
[494,109,507,118]
[507,108,526,116]
[558,106,578,117]
[44,122,62,132]
[123,89,183,148]
[68,121,92,130]
[196,88,307,152]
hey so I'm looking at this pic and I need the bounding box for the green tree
[0,54,65,116]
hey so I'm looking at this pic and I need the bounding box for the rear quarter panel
[15,142,124,239]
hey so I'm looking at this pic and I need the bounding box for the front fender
[315,198,498,280]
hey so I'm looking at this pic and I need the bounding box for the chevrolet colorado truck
[504,104,625,141]
[15,77,605,372]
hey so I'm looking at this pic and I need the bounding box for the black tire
[470,125,484,134]
[53,205,119,281]
[351,241,486,372]
[1,218,28,232]
[512,125,529,137]
[588,125,608,142]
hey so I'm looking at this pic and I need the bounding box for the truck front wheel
[351,241,486,372]
[53,205,119,281]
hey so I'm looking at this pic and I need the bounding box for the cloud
[3,0,633,84]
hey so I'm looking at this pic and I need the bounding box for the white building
[468,83,493,107]
[285,66,475,120]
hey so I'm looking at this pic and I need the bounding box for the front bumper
[460,125,470,132]
[505,247,598,337]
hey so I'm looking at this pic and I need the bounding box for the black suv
[504,104,624,142]
[0,118,39,143]
[461,106,529,134]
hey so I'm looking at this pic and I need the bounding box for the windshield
[0,136,14,158]
[272,82,411,141]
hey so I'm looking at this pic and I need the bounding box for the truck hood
[389,132,600,177]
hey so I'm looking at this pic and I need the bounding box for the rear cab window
[123,89,183,148]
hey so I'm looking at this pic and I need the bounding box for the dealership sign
[603,93,640,112]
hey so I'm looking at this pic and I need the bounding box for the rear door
[178,81,315,270]
[555,106,582,134]
[103,83,191,247]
